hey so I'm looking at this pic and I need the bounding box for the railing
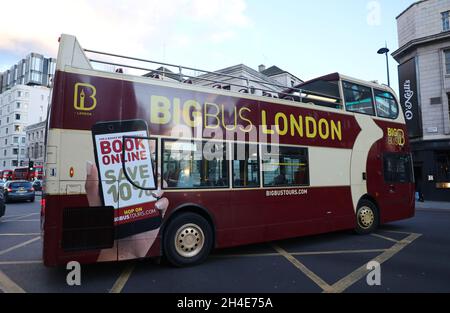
[83,49,307,101]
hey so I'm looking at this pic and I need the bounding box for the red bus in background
[13,167,30,180]
[28,165,44,180]
[2,170,14,181]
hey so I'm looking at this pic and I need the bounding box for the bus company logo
[74,83,97,115]
[387,128,405,147]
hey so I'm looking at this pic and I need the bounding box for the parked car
[3,180,35,203]
[0,180,5,192]
[32,179,42,192]
[0,191,5,218]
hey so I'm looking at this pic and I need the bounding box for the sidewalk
[415,200,450,211]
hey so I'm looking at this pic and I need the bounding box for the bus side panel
[367,120,415,224]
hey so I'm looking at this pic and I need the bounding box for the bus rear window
[262,146,309,187]
[163,140,229,189]
[383,153,413,183]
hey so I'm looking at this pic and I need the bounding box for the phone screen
[92,122,160,239]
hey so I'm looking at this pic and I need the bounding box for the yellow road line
[292,249,387,256]
[0,233,41,236]
[110,263,135,293]
[212,249,388,259]
[0,237,41,257]
[371,233,399,243]
[0,270,26,293]
[0,260,42,265]
[326,233,422,293]
[271,243,334,292]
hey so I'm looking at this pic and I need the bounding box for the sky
[0,0,417,93]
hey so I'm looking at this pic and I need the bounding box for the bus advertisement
[42,35,414,267]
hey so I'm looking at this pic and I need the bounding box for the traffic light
[29,160,34,170]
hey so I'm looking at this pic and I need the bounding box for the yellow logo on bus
[387,128,405,147]
[74,83,97,111]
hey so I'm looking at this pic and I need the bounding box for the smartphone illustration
[92,119,160,239]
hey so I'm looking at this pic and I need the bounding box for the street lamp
[377,45,391,87]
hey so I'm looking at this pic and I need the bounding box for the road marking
[371,233,399,243]
[2,213,39,222]
[110,262,135,293]
[0,237,41,257]
[0,270,26,293]
[326,233,422,293]
[0,219,40,223]
[0,260,42,265]
[271,243,335,292]
[212,249,388,259]
[0,233,41,236]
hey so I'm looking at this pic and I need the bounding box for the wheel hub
[174,223,205,258]
[358,206,375,229]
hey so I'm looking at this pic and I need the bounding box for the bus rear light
[41,198,46,216]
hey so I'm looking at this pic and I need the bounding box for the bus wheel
[355,199,379,235]
[163,212,213,267]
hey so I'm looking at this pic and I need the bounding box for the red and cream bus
[42,35,414,267]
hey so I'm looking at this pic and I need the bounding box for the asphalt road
[0,196,449,293]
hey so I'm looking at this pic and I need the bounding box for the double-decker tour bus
[31,165,44,180]
[42,35,414,267]
[13,167,30,180]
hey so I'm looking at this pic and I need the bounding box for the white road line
[326,233,422,293]
[0,237,41,257]
[0,219,40,223]
[371,233,399,243]
[0,270,26,293]
[2,213,39,222]
[0,233,41,236]
[271,243,335,292]
[0,260,42,265]
[109,263,135,293]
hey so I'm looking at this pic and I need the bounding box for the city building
[25,121,46,168]
[393,0,450,201]
[193,64,302,96]
[0,53,55,94]
[0,85,49,170]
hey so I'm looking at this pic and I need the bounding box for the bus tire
[355,199,379,235]
[163,212,213,267]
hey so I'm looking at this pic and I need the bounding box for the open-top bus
[42,35,414,267]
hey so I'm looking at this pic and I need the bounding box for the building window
[442,11,450,31]
[16,102,20,109]
[3,150,6,156]
[12,148,18,155]
[262,145,309,187]
[12,160,18,167]
[13,137,18,144]
[6,117,9,123]
[15,125,20,132]
[343,81,375,115]
[4,139,7,145]
[21,137,25,144]
[15,114,20,120]
[17,91,21,97]
[436,152,450,183]
[445,50,450,74]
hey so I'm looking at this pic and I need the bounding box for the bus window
[163,140,229,189]
[374,89,399,119]
[262,146,309,187]
[343,81,375,115]
[383,153,413,183]
[232,143,260,188]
